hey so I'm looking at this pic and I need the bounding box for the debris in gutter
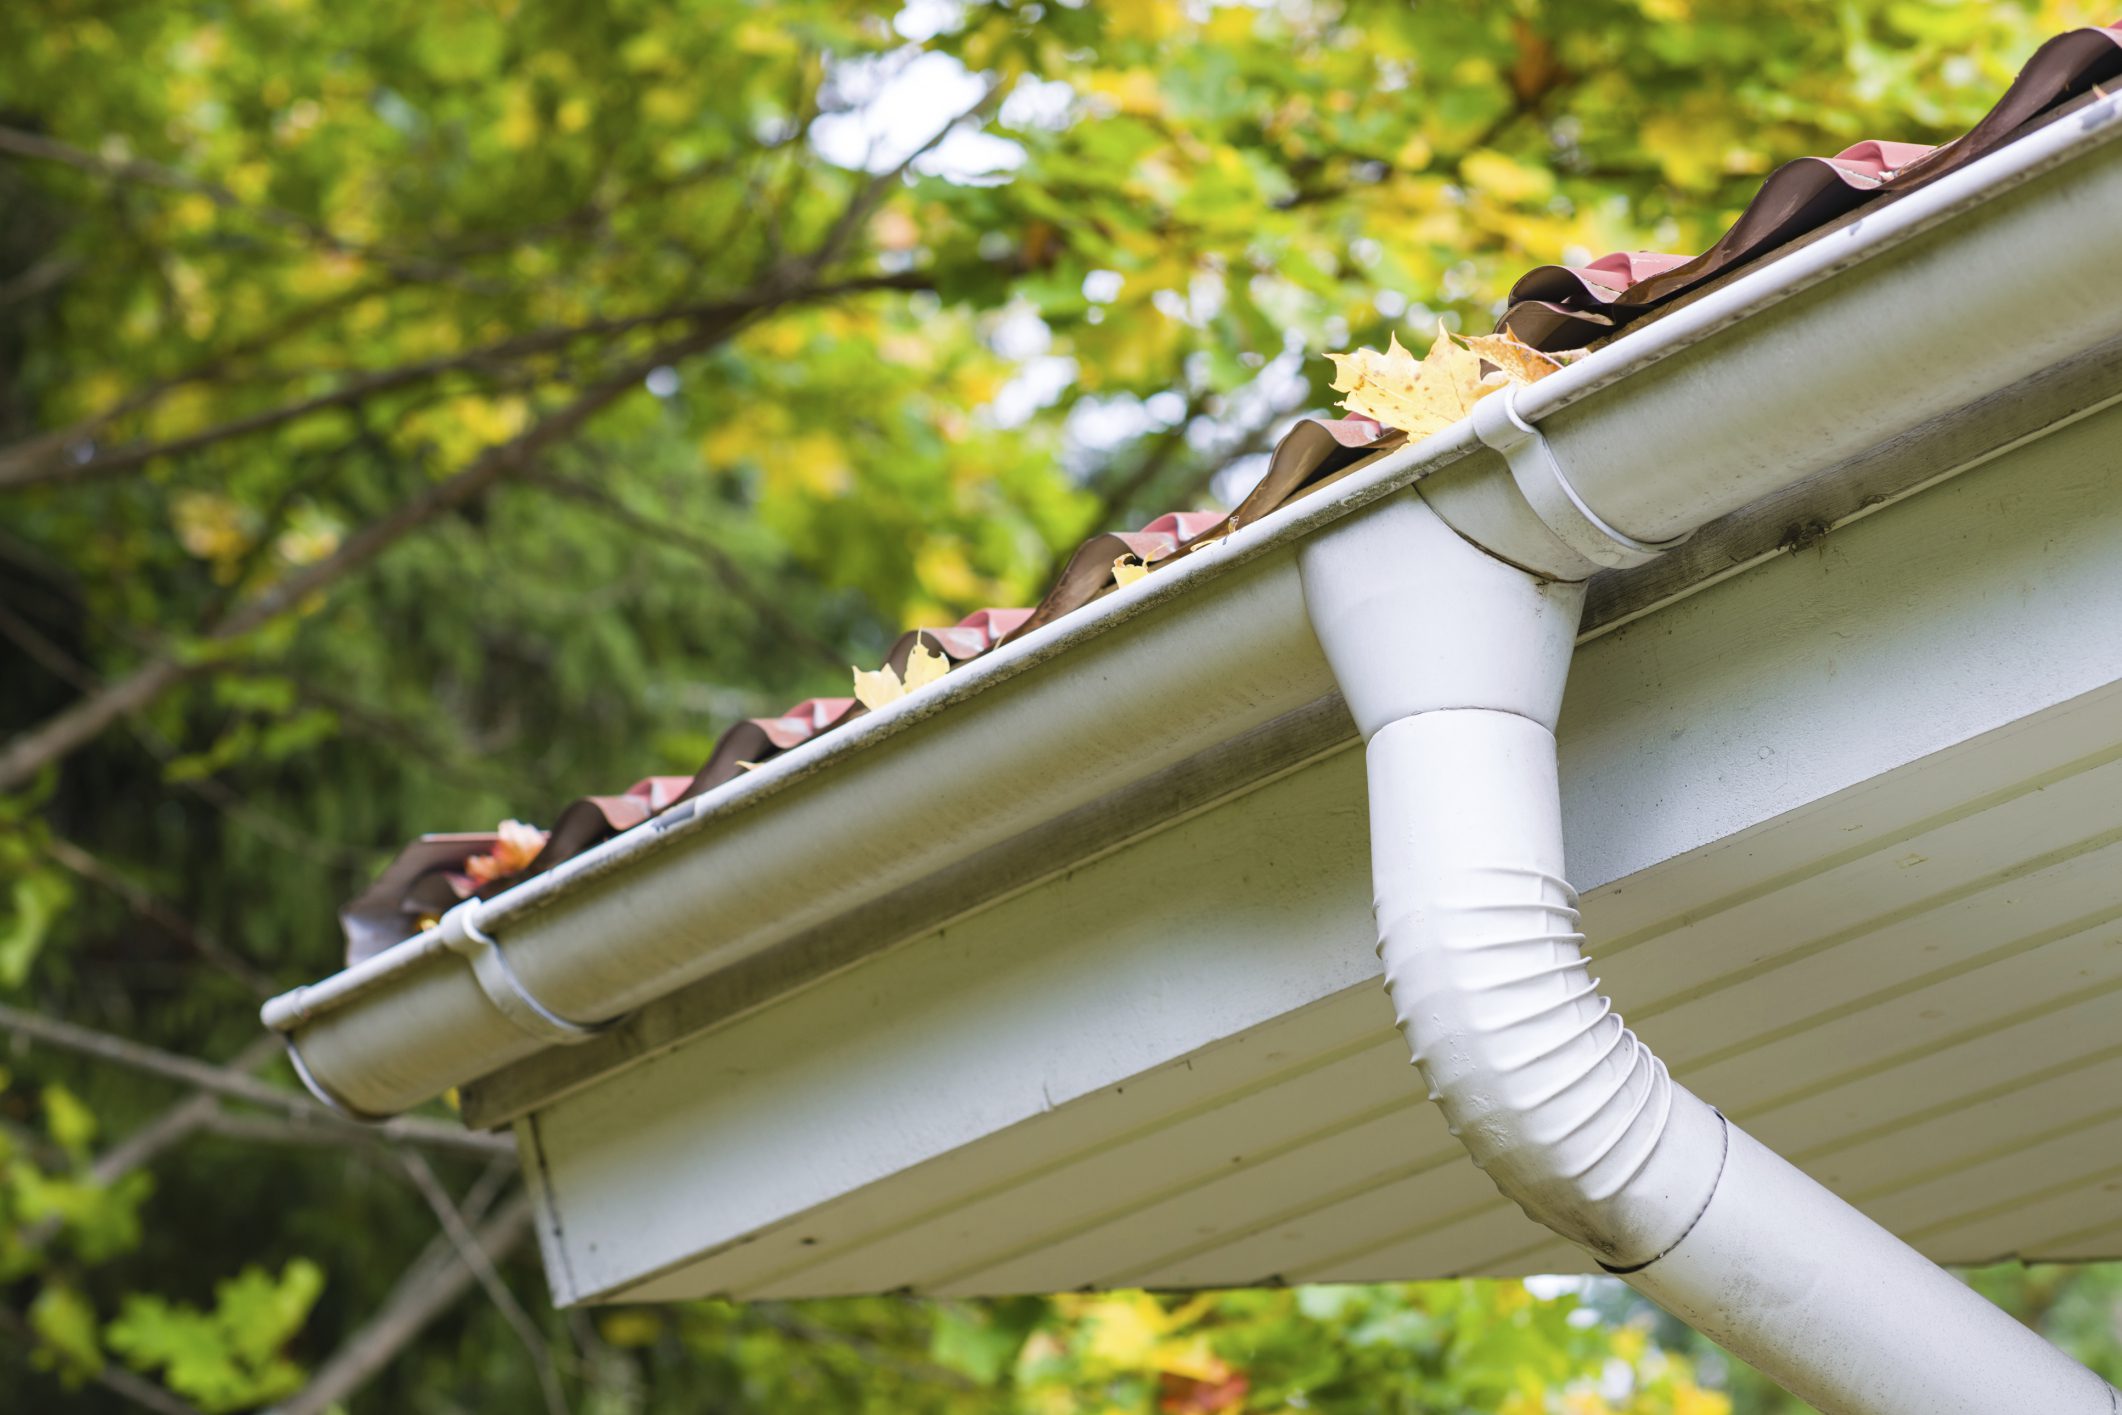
[335,20,2122,964]
[852,641,950,711]
[1324,323,1560,437]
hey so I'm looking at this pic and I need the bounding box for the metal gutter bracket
[1471,385,1689,571]
[437,900,619,1045]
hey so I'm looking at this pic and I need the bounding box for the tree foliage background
[2,0,2119,1410]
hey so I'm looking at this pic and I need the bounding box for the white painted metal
[1355,707,1727,1267]
[1441,87,2122,560]
[262,93,2122,1124]
[1306,464,2113,1403]
[1633,1124,2118,1413]
[529,401,2122,1308]
[1357,704,2110,1412]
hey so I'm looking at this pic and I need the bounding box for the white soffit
[521,396,2122,1305]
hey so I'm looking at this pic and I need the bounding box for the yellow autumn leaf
[1080,1293,1168,1367]
[1111,554,1148,587]
[852,642,949,710]
[903,641,950,691]
[1324,323,1489,438]
[170,491,255,566]
[1460,147,1554,204]
[1463,330,1564,385]
[851,663,902,711]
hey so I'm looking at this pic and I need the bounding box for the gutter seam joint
[1598,1109,1732,1276]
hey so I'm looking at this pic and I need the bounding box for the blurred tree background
[2,0,2118,1409]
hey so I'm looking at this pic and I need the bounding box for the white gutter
[266,92,2122,1139]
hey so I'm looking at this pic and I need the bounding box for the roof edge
[268,92,2122,1121]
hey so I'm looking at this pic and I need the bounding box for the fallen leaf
[903,640,950,690]
[1464,330,1564,385]
[1112,553,1149,587]
[464,819,549,885]
[851,663,902,710]
[1324,322,1490,438]
[852,642,950,710]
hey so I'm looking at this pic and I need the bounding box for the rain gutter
[266,89,2122,1166]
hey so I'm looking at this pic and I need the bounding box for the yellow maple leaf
[903,640,950,690]
[1324,322,1490,438]
[1111,553,1149,587]
[1463,330,1563,385]
[851,664,901,710]
[1324,323,1565,439]
[851,642,949,710]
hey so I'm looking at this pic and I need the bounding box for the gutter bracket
[439,901,619,1046]
[1471,386,1689,570]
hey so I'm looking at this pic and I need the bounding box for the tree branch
[0,1002,511,1157]
[0,254,78,308]
[0,124,490,294]
[0,595,370,868]
[15,1036,283,1258]
[520,467,844,669]
[0,323,727,792]
[42,835,278,998]
[0,270,934,491]
[0,281,389,485]
[265,1190,536,1415]
[398,1151,568,1415]
[0,247,933,787]
[93,1034,282,1183]
[784,82,1003,288]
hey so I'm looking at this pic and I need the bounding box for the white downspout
[1297,488,2120,1414]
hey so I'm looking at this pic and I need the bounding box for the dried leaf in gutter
[1112,554,1149,587]
[1463,331,1563,385]
[851,641,950,710]
[904,641,949,690]
[1325,323,1489,438]
[463,819,548,885]
[1325,323,1563,439]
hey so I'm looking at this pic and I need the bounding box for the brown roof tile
[1502,23,2122,351]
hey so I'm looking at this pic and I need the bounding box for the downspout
[1296,423,2121,1412]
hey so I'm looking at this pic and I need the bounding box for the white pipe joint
[1298,486,2119,1413]
[1297,491,1582,737]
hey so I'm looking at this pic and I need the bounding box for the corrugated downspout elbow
[1299,489,2118,1414]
